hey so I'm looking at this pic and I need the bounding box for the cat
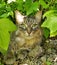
[3,10,43,65]
[14,10,42,48]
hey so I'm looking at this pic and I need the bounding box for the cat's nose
[27,28,31,35]
[27,30,31,35]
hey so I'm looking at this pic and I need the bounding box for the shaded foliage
[0,0,57,59]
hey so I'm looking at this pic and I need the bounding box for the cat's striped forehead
[24,17,37,24]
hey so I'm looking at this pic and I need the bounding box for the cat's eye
[32,24,38,30]
[19,24,27,30]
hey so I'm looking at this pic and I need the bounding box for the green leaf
[0,2,6,8]
[16,0,24,11]
[0,11,13,18]
[39,0,49,9]
[0,18,17,32]
[32,2,38,11]
[0,61,4,65]
[46,61,52,65]
[6,6,11,12]
[0,18,17,54]
[24,0,32,11]
[0,47,6,55]
[43,28,50,39]
[17,0,23,3]
[0,30,10,52]
[50,31,57,37]
[9,2,18,11]
[41,10,57,37]
[43,10,56,18]
[0,3,6,16]
[25,1,38,15]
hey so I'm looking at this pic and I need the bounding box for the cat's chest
[13,29,42,48]
[15,36,36,48]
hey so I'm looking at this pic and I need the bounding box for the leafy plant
[8,0,39,15]
[39,0,49,9]
[0,0,57,55]
[23,0,38,15]
[0,18,17,54]
[42,10,57,37]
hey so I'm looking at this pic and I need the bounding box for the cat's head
[15,10,42,37]
[15,10,42,24]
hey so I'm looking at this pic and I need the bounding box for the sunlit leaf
[0,30,10,51]
[41,10,57,37]
[0,18,17,54]
[0,18,17,31]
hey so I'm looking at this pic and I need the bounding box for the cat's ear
[15,10,25,24]
[35,10,42,23]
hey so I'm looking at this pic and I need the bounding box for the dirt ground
[0,39,57,65]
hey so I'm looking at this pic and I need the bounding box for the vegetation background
[0,0,57,64]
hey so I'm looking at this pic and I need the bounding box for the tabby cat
[4,10,43,65]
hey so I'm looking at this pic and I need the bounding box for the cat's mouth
[25,36,33,39]
[24,32,34,39]
[24,35,34,39]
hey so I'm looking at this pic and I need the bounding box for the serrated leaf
[41,10,57,37]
